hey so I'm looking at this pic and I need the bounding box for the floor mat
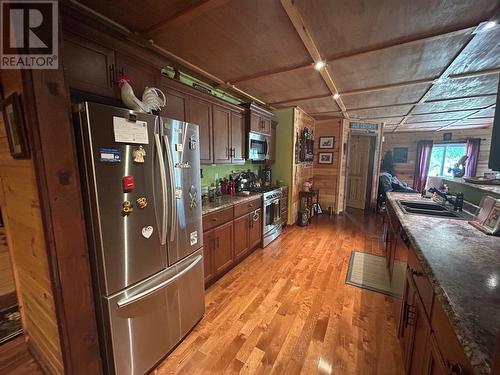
[0,305,22,344]
[346,251,406,298]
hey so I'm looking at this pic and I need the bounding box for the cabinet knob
[447,362,463,375]
[211,218,218,222]
[412,270,424,277]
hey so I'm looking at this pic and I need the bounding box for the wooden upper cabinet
[189,97,212,164]
[231,111,245,164]
[213,221,234,275]
[212,105,232,164]
[161,88,188,122]
[250,112,262,133]
[114,53,159,99]
[249,208,262,248]
[62,33,115,97]
[244,103,273,136]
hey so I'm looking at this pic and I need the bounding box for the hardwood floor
[155,209,404,375]
[0,336,43,375]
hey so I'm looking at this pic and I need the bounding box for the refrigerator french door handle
[116,255,203,309]
[163,135,177,243]
[154,133,167,245]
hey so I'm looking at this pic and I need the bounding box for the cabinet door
[231,111,246,164]
[408,294,431,375]
[249,208,262,248]
[115,53,158,98]
[189,98,212,164]
[161,88,188,121]
[399,270,415,362]
[203,230,214,284]
[233,214,250,260]
[427,336,448,375]
[261,116,272,135]
[62,33,115,97]
[250,112,262,133]
[213,221,234,275]
[212,105,231,164]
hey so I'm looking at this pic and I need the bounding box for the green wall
[272,108,294,188]
[200,161,260,187]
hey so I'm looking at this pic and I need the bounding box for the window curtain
[413,140,433,192]
[465,138,481,177]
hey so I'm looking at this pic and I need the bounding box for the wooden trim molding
[20,49,102,374]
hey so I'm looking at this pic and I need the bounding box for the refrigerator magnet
[141,226,153,239]
[175,143,183,152]
[136,197,148,209]
[122,201,133,216]
[122,176,135,192]
[99,148,120,162]
[190,231,198,246]
[132,145,146,163]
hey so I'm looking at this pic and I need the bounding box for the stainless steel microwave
[248,131,270,161]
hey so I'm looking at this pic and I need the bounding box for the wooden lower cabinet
[203,231,215,284]
[233,214,250,260]
[213,221,234,275]
[249,208,262,249]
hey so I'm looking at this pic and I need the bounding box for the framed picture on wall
[318,152,333,164]
[1,93,30,159]
[319,136,335,149]
[393,147,408,163]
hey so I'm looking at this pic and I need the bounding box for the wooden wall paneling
[382,127,494,186]
[313,119,342,211]
[20,53,102,373]
[0,71,64,374]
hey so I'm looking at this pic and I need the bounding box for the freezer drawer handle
[116,255,203,309]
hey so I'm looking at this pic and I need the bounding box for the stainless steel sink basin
[398,200,446,211]
[397,200,464,219]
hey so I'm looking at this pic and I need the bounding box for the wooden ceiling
[76,0,499,132]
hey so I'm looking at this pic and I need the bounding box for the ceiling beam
[393,21,499,132]
[279,0,349,118]
[435,103,496,131]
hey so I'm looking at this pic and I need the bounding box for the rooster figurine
[117,75,166,113]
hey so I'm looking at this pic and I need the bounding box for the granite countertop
[387,192,500,374]
[202,193,263,215]
[443,177,500,196]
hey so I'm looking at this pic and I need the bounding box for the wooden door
[249,208,262,248]
[62,33,115,97]
[231,112,245,164]
[346,135,371,209]
[115,53,158,98]
[212,105,231,164]
[202,229,214,285]
[233,214,250,260]
[261,116,272,136]
[249,112,262,133]
[189,98,212,164]
[160,88,188,121]
[213,221,234,275]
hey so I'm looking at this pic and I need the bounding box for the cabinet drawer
[203,207,233,231]
[431,302,473,374]
[234,197,262,218]
[408,248,434,318]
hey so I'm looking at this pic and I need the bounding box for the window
[428,143,467,177]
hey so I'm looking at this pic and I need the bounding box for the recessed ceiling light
[313,60,326,71]
[333,93,340,99]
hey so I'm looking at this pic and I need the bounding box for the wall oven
[248,131,270,161]
[263,189,282,247]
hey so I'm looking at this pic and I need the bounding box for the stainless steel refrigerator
[73,102,205,375]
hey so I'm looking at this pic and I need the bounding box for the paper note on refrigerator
[113,116,149,144]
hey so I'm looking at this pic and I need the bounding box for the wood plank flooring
[0,336,43,375]
[155,210,404,375]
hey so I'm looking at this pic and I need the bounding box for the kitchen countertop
[387,192,500,374]
[443,177,500,196]
[202,193,263,215]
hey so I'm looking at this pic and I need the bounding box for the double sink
[397,200,465,219]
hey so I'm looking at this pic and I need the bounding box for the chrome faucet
[428,187,464,212]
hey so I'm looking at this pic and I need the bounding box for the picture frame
[393,147,408,163]
[1,93,29,159]
[319,136,335,149]
[318,152,333,164]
